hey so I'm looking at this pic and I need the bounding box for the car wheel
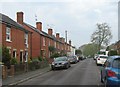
[51,67,55,70]
[65,64,69,69]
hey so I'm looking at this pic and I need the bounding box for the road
[18,58,104,85]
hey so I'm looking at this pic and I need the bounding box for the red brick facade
[1,12,73,63]
[116,40,120,54]
[1,22,31,63]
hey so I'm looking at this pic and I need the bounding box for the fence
[2,60,49,79]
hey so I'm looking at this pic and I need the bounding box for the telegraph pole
[65,30,67,43]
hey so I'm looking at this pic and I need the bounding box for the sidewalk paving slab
[2,66,51,86]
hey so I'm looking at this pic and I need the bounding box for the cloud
[0,0,119,47]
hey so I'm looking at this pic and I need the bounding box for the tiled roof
[24,22,64,44]
[0,13,30,33]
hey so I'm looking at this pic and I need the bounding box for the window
[6,26,11,41]
[49,40,50,46]
[112,58,120,69]
[104,61,110,67]
[54,42,56,48]
[25,33,28,44]
[25,33,28,47]
[24,51,28,62]
[13,50,16,58]
[43,37,46,46]
[20,51,23,63]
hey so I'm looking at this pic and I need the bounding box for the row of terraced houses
[1,12,75,63]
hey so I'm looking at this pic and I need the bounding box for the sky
[0,0,119,48]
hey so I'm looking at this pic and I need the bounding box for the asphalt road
[18,58,104,85]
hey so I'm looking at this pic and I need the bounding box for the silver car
[51,56,71,70]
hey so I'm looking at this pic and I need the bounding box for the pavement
[2,66,51,86]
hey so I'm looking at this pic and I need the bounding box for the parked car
[94,54,98,60]
[96,55,108,65]
[68,56,78,64]
[74,55,79,62]
[101,56,120,86]
[51,56,71,70]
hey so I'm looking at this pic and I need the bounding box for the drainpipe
[30,32,33,59]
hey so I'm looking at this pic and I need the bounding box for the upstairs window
[54,42,56,48]
[25,33,28,45]
[6,26,11,41]
[43,37,46,46]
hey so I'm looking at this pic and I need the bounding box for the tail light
[108,70,116,77]
[98,58,100,60]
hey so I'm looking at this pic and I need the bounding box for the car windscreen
[112,58,120,69]
[68,56,74,59]
[100,56,108,59]
[54,57,67,62]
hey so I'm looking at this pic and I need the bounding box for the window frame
[6,26,11,42]
[13,50,17,58]
[43,37,46,46]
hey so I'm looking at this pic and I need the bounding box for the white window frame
[13,49,17,58]
[43,37,46,46]
[54,42,56,48]
[49,40,50,46]
[6,26,11,42]
[24,51,28,62]
[25,33,28,47]
[20,50,23,62]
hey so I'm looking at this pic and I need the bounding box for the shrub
[2,46,11,68]
[11,58,18,65]
[38,56,43,61]
[50,53,61,58]
[32,58,40,69]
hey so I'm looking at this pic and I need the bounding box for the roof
[24,22,64,44]
[0,13,30,33]
[115,40,120,45]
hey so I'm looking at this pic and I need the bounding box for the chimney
[17,12,24,24]
[36,22,42,31]
[60,37,65,43]
[69,40,71,45]
[48,29,53,36]
[56,33,60,40]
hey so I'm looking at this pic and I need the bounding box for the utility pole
[65,30,67,43]
[35,14,37,22]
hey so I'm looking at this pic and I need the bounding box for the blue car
[101,56,120,86]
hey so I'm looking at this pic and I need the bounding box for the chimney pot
[17,12,24,24]
[56,33,60,40]
[36,22,42,31]
[48,29,53,36]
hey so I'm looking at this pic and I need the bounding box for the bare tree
[91,23,112,51]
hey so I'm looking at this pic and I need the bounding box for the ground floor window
[24,51,28,62]
[13,50,16,58]
[20,51,23,63]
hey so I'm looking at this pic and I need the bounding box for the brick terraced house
[115,40,120,54]
[1,12,75,63]
[16,12,72,61]
[0,13,32,63]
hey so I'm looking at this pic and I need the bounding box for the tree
[82,43,99,57]
[75,50,82,55]
[91,23,112,51]
[2,46,11,68]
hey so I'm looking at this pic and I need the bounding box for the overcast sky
[0,0,119,48]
